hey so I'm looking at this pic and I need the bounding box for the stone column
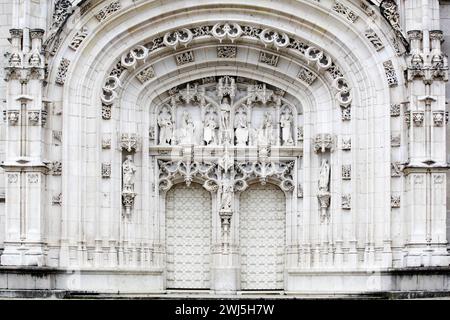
[402,2,449,266]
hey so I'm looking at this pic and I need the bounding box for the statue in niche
[257,111,273,145]
[220,97,232,129]
[220,97,232,144]
[318,159,330,193]
[179,110,195,144]
[220,183,234,212]
[122,155,137,192]
[280,108,294,146]
[234,107,249,146]
[157,106,173,145]
[203,111,218,145]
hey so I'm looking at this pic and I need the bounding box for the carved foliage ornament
[364,29,385,52]
[383,60,398,87]
[332,1,359,23]
[158,160,295,193]
[95,0,121,22]
[380,0,409,50]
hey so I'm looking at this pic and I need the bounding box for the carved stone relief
[102,163,111,178]
[217,46,237,58]
[391,195,401,208]
[314,134,334,153]
[332,1,359,23]
[259,52,279,67]
[364,29,385,51]
[342,194,351,210]
[136,66,155,84]
[55,58,70,85]
[95,0,121,22]
[342,165,351,180]
[175,51,195,65]
[383,60,398,87]
[69,27,89,51]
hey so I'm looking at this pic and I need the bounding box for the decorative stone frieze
[332,1,359,23]
[212,23,242,43]
[364,29,385,51]
[55,58,70,85]
[412,111,424,127]
[175,51,195,65]
[102,104,112,120]
[391,162,402,177]
[217,46,237,58]
[163,28,193,49]
[342,165,351,180]
[102,135,112,149]
[95,0,121,22]
[314,134,334,153]
[102,163,111,178]
[259,52,279,66]
[380,0,409,49]
[383,60,398,87]
[136,66,155,84]
[4,110,19,125]
[342,137,351,150]
[52,193,62,206]
[342,194,351,210]
[119,133,139,153]
[50,161,62,176]
[69,27,89,51]
[297,66,317,85]
[433,111,445,127]
[391,195,400,208]
[390,104,401,116]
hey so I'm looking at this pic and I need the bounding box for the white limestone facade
[0,0,449,296]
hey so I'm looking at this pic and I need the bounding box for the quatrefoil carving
[163,28,193,49]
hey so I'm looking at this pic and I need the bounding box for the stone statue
[220,97,233,144]
[179,110,195,144]
[234,107,249,146]
[29,51,41,67]
[122,155,137,192]
[220,97,232,130]
[318,159,330,192]
[280,110,293,146]
[203,112,218,145]
[257,111,273,145]
[220,184,233,212]
[157,106,173,145]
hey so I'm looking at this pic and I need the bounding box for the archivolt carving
[164,29,193,50]
[102,22,351,105]
[211,23,243,43]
